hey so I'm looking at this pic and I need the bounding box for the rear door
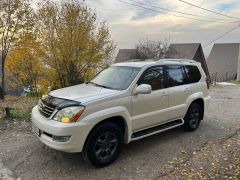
[131,66,169,131]
[166,65,192,120]
[184,65,205,95]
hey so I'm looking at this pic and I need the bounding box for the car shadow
[49,126,186,168]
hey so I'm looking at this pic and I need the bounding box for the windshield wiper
[87,82,114,89]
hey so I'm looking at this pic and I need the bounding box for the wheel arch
[189,98,204,120]
[83,115,130,148]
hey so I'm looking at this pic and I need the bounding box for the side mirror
[135,84,152,95]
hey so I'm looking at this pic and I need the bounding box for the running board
[131,119,184,141]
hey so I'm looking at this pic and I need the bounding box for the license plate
[32,123,40,137]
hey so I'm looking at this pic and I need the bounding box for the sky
[84,0,240,57]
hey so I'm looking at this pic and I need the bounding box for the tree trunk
[0,55,5,99]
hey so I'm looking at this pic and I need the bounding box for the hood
[49,83,120,104]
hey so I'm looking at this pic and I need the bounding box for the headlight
[53,106,85,123]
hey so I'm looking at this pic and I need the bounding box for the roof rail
[126,59,155,62]
[158,59,198,63]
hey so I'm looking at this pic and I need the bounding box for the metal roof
[115,49,139,63]
[166,43,210,78]
[114,43,210,77]
[166,43,200,59]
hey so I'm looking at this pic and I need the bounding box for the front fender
[81,106,132,143]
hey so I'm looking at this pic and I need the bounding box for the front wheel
[82,122,123,167]
[183,103,203,131]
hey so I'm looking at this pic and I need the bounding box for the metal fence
[210,71,237,85]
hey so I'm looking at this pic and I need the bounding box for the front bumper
[31,106,91,153]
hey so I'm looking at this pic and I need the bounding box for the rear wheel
[183,103,203,131]
[82,122,123,167]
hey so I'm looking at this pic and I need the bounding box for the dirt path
[0,85,240,179]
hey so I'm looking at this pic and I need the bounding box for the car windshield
[88,66,141,90]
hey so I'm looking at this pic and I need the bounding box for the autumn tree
[0,0,33,99]
[135,39,171,60]
[5,33,46,95]
[36,1,115,88]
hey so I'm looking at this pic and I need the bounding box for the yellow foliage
[36,1,115,88]
[6,33,48,91]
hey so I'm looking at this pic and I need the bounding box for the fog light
[52,135,71,142]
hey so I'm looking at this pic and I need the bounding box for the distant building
[206,43,240,82]
[115,49,140,63]
[115,44,210,78]
[166,43,210,78]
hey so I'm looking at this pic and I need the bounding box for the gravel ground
[0,85,240,180]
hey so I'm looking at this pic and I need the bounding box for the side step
[131,119,184,140]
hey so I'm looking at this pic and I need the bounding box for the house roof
[207,43,240,79]
[166,43,210,77]
[166,43,201,59]
[114,44,210,77]
[115,49,139,63]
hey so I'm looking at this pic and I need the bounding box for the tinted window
[167,66,186,87]
[139,66,164,90]
[184,65,201,83]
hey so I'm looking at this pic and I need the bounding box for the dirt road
[0,85,240,179]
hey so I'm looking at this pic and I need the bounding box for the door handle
[161,92,168,97]
[184,87,191,92]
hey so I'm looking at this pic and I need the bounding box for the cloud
[215,2,239,12]
[83,0,240,56]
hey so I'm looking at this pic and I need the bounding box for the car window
[138,66,164,90]
[89,66,141,90]
[167,65,186,87]
[184,65,201,83]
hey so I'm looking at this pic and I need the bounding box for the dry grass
[0,96,39,120]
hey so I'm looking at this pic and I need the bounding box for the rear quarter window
[184,65,201,83]
[166,65,187,87]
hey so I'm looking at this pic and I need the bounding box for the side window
[184,65,201,83]
[139,66,164,90]
[167,65,186,87]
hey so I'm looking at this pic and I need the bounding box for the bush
[26,91,44,97]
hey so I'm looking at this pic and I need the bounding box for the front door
[131,66,169,131]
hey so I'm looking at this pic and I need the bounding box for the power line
[203,24,240,47]
[128,0,237,23]
[179,0,240,20]
[118,0,237,23]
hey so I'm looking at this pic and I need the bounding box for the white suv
[31,59,211,167]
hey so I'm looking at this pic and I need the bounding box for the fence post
[5,107,11,118]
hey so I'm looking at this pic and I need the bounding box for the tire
[183,103,203,132]
[82,122,123,167]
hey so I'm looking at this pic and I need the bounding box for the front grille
[38,99,55,118]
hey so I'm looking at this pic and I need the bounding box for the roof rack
[158,59,198,64]
[126,59,155,62]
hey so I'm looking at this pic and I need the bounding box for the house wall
[237,45,240,81]
[207,43,240,82]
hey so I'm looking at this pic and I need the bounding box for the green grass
[26,91,45,97]
[11,108,32,120]
[229,80,240,85]
[0,107,32,120]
